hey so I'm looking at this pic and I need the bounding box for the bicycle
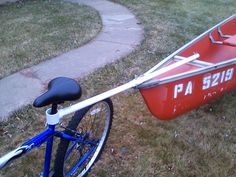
[0,53,207,177]
[1,58,235,177]
[0,77,113,177]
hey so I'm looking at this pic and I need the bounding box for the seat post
[50,103,58,114]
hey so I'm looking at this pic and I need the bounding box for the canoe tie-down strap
[209,27,236,47]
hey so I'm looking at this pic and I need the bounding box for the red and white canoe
[58,14,236,121]
[138,14,236,120]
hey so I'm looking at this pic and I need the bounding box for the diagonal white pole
[59,53,200,118]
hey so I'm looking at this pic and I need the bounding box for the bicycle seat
[33,77,82,107]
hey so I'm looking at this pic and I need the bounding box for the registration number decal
[202,68,234,90]
[174,68,234,99]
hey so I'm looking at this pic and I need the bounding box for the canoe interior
[152,16,236,81]
[180,17,236,64]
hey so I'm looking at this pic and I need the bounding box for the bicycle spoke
[54,99,113,176]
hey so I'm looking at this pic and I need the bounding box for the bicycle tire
[54,98,113,177]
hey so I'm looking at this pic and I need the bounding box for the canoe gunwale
[143,14,236,76]
[138,57,236,89]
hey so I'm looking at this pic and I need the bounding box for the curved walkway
[0,0,143,120]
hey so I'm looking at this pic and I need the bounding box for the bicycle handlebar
[0,145,28,169]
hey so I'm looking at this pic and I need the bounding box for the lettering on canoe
[173,68,234,99]
[174,81,193,99]
[202,68,234,90]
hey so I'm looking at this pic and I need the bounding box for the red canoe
[138,14,236,120]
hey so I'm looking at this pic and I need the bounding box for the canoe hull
[140,63,236,120]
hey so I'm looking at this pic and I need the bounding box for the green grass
[0,0,102,79]
[0,0,236,176]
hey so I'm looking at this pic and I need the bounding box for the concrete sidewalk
[0,0,143,121]
[0,0,17,4]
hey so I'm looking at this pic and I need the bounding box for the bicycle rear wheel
[54,98,113,177]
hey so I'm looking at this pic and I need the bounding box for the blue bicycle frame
[1,124,98,177]
[0,76,113,177]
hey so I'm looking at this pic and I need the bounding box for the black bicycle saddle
[33,77,82,107]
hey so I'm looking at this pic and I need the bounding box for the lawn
[0,0,102,79]
[0,0,236,177]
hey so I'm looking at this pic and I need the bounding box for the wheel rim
[63,101,111,177]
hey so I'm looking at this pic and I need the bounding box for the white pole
[59,53,200,118]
